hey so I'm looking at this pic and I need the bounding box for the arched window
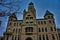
[43,35,45,40]
[25,27,33,32]
[54,27,56,31]
[45,27,47,32]
[6,36,9,40]
[50,27,53,31]
[13,29,15,33]
[39,28,41,32]
[42,28,44,32]
[49,20,51,23]
[52,34,55,40]
[39,35,41,40]
[30,17,33,19]
[46,35,48,40]
[26,17,29,19]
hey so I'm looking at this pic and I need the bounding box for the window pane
[39,35,41,40]
[30,17,33,19]
[38,21,40,25]
[50,27,53,31]
[48,16,50,19]
[43,35,45,40]
[52,34,55,40]
[28,15,31,16]
[45,27,47,32]
[39,28,41,32]
[49,20,51,23]
[46,35,48,40]
[18,35,20,40]
[42,28,44,32]
[14,23,16,26]
[41,21,43,25]
[54,27,56,31]
[25,27,33,32]
[26,17,29,19]
[44,21,46,24]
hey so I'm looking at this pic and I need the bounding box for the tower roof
[9,13,17,19]
[29,2,34,5]
[44,10,53,17]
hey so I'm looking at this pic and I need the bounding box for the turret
[8,13,17,21]
[44,10,54,19]
[23,9,27,19]
[28,2,36,18]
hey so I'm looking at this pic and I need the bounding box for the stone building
[57,28,60,40]
[0,2,59,40]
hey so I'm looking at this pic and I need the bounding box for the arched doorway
[26,37,32,40]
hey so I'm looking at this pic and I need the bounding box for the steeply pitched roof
[44,10,53,17]
[9,13,17,19]
[29,2,34,5]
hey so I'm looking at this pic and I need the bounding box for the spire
[29,2,34,5]
[23,9,26,19]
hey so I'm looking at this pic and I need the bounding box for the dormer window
[48,16,50,19]
[49,20,51,23]
[51,16,53,18]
